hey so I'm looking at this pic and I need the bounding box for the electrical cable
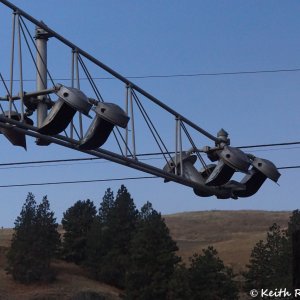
[0,140,298,170]
[0,164,299,189]
[0,175,158,188]
[4,67,300,83]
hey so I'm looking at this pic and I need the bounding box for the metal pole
[75,50,83,139]
[70,50,75,139]
[17,14,24,120]
[175,117,179,175]
[130,87,136,159]
[9,12,16,118]
[179,119,183,176]
[125,85,129,156]
[35,26,49,145]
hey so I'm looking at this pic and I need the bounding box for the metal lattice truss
[0,0,280,199]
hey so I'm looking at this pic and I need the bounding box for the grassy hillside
[164,210,291,272]
[0,210,291,299]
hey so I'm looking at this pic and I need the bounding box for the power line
[238,141,300,149]
[3,67,300,83]
[0,141,299,170]
[278,165,300,170]
[0,165,299,189]
[0,176,158,188]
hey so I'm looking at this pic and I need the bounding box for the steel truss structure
[0,0,280,199]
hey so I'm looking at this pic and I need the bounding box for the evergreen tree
[99,187,114,223]
[6,193,60,283]
[287,209,300,237]
[287,210,300,290]
[98,185,138,288]
[85,185,138,288]
[85,188,115,278]
[244,223,292,292]
[62,199,97,264]
[84,215,103,279]
[125,202,180,300]
[187,246,239,300]
[167,264,192,300]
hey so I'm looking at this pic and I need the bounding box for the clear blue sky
[0,0,300,227]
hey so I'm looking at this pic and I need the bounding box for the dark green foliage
[85,186,239,298]
[167,264,192,300]
[168,247,238,300]
[188,246,238,300]
[6,193,60,283]
[85,185,138,288]
[84,216,104,279]
[98,188,114,223]
[287,210,300,290]
[100,185,138,288]
[62,199,97,264]
[244,223,292,291]
[287,209,300,237]
[125,202,180,300]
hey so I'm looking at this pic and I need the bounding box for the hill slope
[164,210,291,271]
[0,210,291,298]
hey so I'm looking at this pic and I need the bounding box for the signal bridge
[0,0,280,199]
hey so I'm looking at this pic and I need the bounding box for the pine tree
[287,210,300,290]
[84,215,103,279]
[244,223,292,291]
[99,187,114,224]
[98,185,138,288]
[62,199,97,264]
[6,193,60,283]
[85,188,115,278]
[188,246,239,300]
[167,264,192,300]
[125,201,180,300]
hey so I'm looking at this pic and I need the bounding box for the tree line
[4,187,300,299]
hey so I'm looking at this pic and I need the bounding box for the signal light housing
[79,102,129,150]
[0,111,33,149]
[38,85,92,135]
[234,157,281,198]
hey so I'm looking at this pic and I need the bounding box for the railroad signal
[38,85,92,135]
[79,102,129,150]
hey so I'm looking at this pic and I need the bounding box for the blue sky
[0,0,300,227]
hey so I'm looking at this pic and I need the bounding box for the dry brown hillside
[164,210,291,272]
[0,210,291,299]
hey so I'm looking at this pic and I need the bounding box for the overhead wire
[0,140,298,171]
[0,176,158,188]
[0,165,298,189]
[3,67,300,83]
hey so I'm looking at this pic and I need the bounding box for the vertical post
[175,117,179,175]
[70,50,75,139]
[9,12,16,118]
[35,26,49,145]
[179,119,183,176]
[130,87,136,159]
[125,85,129,157]
[75,50,83,139]
[17,14,24,120]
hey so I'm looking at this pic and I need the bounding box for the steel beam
[0,115,228,197]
